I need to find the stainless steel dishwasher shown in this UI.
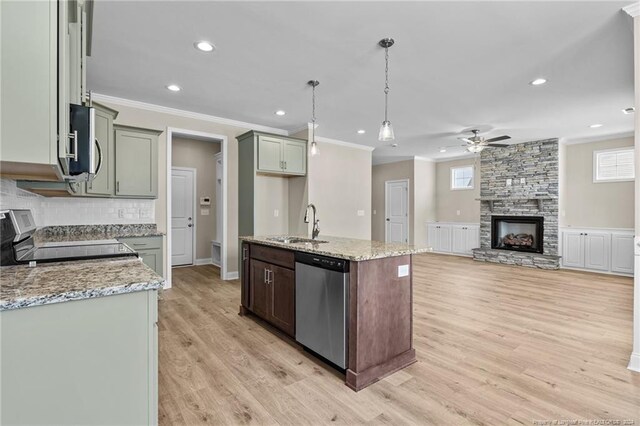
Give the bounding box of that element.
[295,251,349,369]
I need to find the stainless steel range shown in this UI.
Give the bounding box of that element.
[0,210,138,266]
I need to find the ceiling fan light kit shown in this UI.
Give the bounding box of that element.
[460,129,511,153]
[308,80,320,156]
[378,38,396,142]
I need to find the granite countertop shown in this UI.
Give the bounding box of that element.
[241,235,429,261]
[34,224,165,244]
[0,258,164,311]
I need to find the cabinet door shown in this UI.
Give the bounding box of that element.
[257,136,283,173]
[562,232,585,268]
[427,225,438,249]
[451,226,466,254]
[250,259,269,320]
[268,264,295,336]
[115,128,158,198]
[583,232,610,271]
[138,249,162,276]
[241,243,251,309]
[282,140,306,175]
[437,226,452,253]
[466,226,480,254]
[611,233,634,274]
[86,107,115,195]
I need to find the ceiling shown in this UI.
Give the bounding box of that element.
[87,1,635,163]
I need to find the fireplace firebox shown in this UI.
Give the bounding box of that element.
[491,215,544,254]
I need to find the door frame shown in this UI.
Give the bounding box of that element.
[170,166,197,267]
[384,178,410,243]
[166,127,229,288]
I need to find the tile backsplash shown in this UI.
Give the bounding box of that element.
[0,178,155,226]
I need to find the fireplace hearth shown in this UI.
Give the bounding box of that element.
[491,215,544,254]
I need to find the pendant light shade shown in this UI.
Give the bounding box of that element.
[379,121,394,141]
[308,80,320,156]
[378,38,395,142]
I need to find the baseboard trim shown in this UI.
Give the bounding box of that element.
[629,352,640,372]
[560,266,633,278]
[225,271,239,280]
[195,258,212,266]
[426,250,472,258]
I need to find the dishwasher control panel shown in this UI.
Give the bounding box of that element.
[294,252,349,273]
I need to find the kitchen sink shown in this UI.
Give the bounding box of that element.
[267,236,329,244]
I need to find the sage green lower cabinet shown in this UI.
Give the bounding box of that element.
[0,290,158,425]
[119,235,164,276]
[115,125,162,198]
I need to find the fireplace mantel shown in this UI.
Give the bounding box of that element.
[476,196,558,212]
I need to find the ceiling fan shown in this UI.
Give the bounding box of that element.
[458,129,511,153]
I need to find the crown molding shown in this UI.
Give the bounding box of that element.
[314,136,375,152]
[433,153,479,163]
[91,93,288,136]
[623,3,640,17]
[372,156,417,166]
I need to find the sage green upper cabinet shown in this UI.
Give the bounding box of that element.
[0,0,60,181]
[282,140,306,175]
[252,133,307,176]
[258,136,286,173]
[86,103,118,196]
[0,0,92,182]
[115,125,162,198]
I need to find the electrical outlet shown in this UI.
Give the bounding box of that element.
[373,210,377,215]
[456,210,461,216]
[118,209,125,219]
[520,177,526,184]
[506,178,512,186]
[273,209,279,217]
[398,264,409,277]
[201,209,209,216]
[357,210,365,216]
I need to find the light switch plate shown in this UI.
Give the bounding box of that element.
[274,209,279,217]
[201,209,210,216]
[398,264,409,277]
[520,178,526,184]
[456,210,461,216]
[506,178,512,186]
[357,210,365,216]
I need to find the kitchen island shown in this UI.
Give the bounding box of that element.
[0,257,163,425]
[239,235,428,391]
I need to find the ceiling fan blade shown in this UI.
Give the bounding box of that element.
[486,135,511,143]
[484,144,510,148]
[458,137,473,143]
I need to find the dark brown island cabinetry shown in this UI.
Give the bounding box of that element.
[240,239,418,392]
[240,243,295,337]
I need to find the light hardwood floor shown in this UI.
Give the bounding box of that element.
[159,254,640,425]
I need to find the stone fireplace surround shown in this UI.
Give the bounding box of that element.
[472,139,561,269]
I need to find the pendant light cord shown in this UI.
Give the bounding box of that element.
[384,46,389,122]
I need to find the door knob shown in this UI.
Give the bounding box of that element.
[386,218,390,221]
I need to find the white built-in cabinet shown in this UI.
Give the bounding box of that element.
[427,222,480,256]
[561,228,633,275]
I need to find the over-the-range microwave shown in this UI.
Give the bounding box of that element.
[63,103,101,182]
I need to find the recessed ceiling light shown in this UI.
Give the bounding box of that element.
[622,107,635,114]
[274,110,286,116]
[530,78,547,86]
[357,129,366,134]
[166,84,181,92]
[439,148,447,153]
[194,41,215,52]
[391,143,398,148]
[589,123,603,128]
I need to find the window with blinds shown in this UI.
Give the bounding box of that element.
[451,165,474,190]
[593,148,635,182]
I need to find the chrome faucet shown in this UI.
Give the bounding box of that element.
[304,203,320,240]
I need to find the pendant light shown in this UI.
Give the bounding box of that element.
[378,38,395,141]
[308,80,320,156]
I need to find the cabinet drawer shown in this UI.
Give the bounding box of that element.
[119,236,163,250]
[250,244,294,269]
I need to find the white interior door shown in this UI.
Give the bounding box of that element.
[385,180,409,243]
[171,168,195,266]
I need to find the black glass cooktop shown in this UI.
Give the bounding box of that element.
[18,243,137,263]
